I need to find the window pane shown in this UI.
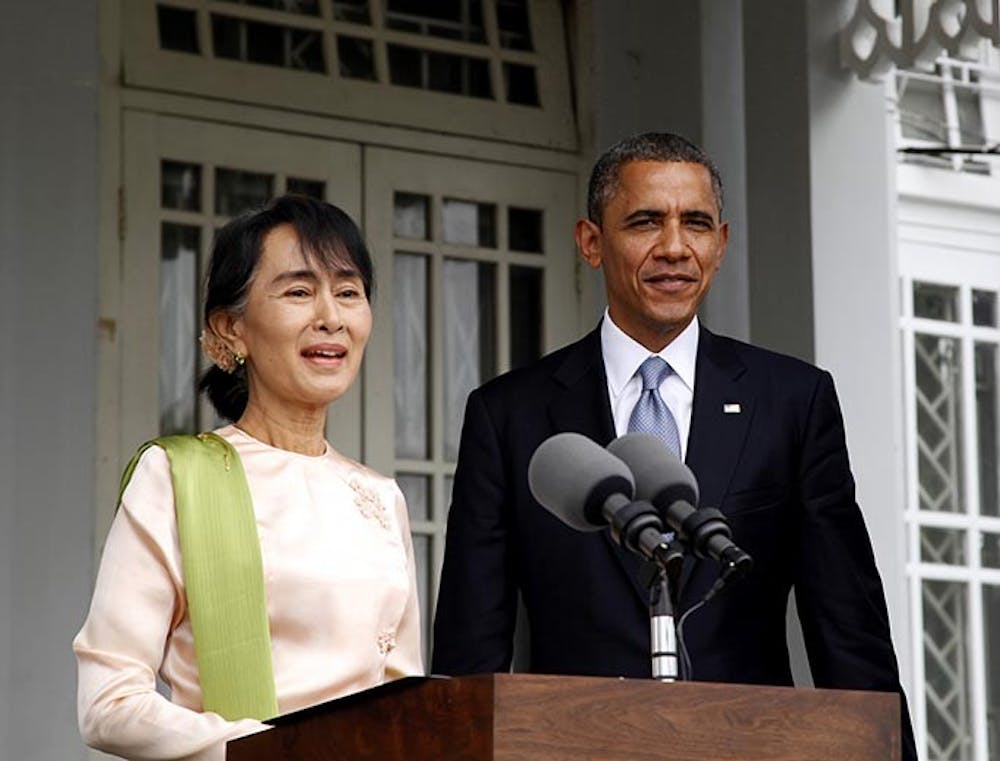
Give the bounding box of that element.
[393,192,430,240]
[215,167,274,216]
[394,253,429,459]
[385,0,485,44]
[387,44,493,99]
[915,334,965,513]
[442,198,495,247]
[332,0,370,24]
[976,342,998,517]
[983,533,1000,569]
[922,579,973,761]
[508,206,542,253]
[914,281,960,322]
[285,177,325,199]
[411,533,432,663]
[337,35,376,79]
[443,259,495,460]
[158,5,200,53]
[898,78,948,143]
[920,526,966,564]
[496,0,532,50]
[211,14,326,72]
[973,289,997,327]
[160,223,201,435]
[509,265,542,371]
[983,585,1000,760]
[216,0,320,14]
[161,160,202,211]
[503,62,539,106]
[396,473,429,522]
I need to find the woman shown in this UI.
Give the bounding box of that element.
[74,195,422,761]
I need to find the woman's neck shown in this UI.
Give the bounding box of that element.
[235,402,326,456]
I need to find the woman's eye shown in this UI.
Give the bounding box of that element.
[285,287,311,298]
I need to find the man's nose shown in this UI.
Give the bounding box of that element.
[655,220,689,259]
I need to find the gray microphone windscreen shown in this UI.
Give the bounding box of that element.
[607,433,699,505]
[528,432,634,532]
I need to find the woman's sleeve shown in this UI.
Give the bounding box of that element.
[73,446,268,761]
[384,482,424,679]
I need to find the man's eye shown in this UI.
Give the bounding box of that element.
[285,288,311,298]
[630,218,657,228]
[337,288,361,299]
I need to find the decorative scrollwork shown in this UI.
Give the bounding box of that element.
[842,0,1000,80]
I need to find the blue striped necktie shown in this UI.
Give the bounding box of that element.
[628,356,682,459]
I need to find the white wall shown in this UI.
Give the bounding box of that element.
[805,0,912,693]
[0,3,100,758]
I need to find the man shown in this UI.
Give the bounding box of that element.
[432,133,915,760]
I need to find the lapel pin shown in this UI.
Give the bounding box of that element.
[723,403,742,414]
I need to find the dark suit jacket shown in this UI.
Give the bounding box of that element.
[432,324,915,760]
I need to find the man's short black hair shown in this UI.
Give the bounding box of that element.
[587,132,724,223]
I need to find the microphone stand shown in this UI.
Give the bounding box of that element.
[642,539,685,682]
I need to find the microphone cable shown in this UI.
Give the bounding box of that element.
[675,572,733,681]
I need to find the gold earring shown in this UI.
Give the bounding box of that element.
[234,352,246,367]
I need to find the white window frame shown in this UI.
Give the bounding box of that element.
[121,0,576,149]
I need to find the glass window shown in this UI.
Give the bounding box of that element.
[922,579,973,761]
[976,343,998,517]
[508,206,542,253]
[159,223,201,435]
[157,5,200,53]
[503,62,539,106]
[394,253,430,459]
[509,265,542,371]
[396,473,430,522]
[914,281,960,322]
[984,585,1000,759]
[215,167,274,216]
[496,0,532,50]
[285,177,325,199]
[973,289,997,327]
[387,44,493,99]
[443,259,495,460]
[920,526,966,564]
[385,0,486,44]
[442,198,496,247]
[216,0,321,15]
[337,35,376,80]
[332,0,370,24]
[393,192,430,240]
[915,334,965,513]
[211,14,326,73]
[161,160,202,211]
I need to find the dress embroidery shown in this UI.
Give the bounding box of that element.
[349,475,389,529]
[376,631,396,655]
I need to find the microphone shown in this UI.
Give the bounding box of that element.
[607,433,753,581]
[528,433,680,571]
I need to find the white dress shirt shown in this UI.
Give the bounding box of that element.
[600,311,700,461]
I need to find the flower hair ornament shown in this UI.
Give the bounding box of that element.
[199,330,245,373]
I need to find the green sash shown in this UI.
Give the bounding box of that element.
[119,433,278,721]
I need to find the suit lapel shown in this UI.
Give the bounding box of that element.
[679,328,755,598]
[547,326,649,605]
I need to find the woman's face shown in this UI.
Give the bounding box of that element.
[228,223,372,417]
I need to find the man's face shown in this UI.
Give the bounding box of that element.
[576,160,729,352]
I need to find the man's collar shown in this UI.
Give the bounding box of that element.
[601,311,700,396]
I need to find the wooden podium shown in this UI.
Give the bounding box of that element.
[227,674,900,761]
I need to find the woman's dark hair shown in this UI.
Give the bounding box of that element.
[199,194,375,422]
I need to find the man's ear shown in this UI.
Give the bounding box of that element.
[715,220,730,271]
[207,310,246,357]
[574,218,603,270]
